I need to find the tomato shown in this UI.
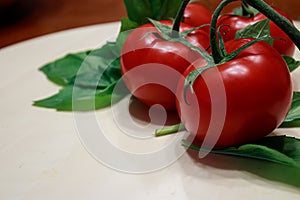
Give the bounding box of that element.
[184,3,212,33]
[176,38,292,148]
[217,7,295,56]
[121,20,209,110]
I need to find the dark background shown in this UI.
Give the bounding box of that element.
[1,0,300,48]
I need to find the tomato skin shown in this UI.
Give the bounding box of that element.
[184,3,212,33]
[121,20,209,110]
[217,8,295,56]
[176,39,292,148]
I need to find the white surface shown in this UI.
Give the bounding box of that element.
[1,22,300,200]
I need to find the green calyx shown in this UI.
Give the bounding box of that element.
[233,0,259,17]
[148,19,212,61]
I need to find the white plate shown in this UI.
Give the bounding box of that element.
[1,22,300,200]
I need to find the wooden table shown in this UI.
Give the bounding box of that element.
[1,0,299,48]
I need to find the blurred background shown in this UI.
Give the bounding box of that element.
[1,0,300,48]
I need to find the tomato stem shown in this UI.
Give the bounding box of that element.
[244,0,300,51]
[242,0,255,17]
[210,0,238,64]
[172,0,190,38]
[155,123,185,137]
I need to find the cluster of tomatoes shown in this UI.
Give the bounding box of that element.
[120,2,294,148]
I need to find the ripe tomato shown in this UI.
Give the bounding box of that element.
[121,20,209,110]
[217,7,295,56]
[184,3,212,33]
[176,38,292,148]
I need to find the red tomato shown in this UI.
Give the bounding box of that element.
[121,20,209,110]
[176,38,292,148]
[184,3,212,33]
[217,7,295,56]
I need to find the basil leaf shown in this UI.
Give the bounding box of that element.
[282,55,300,72]
[39,51,91,86]
[281,92,300,127]
[120,17,139,32]
[39,42,120,88]
[182,136,300,168]
[123,0,182,25]
[74,58,121,89]
[255,136,300,163]
[235,19,273,45]
[35,40,126,111]
[33,84,127,111]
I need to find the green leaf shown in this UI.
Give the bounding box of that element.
[73,57,121,89]
[35,40,126,111]
[39,51,91,86]
[182,136,300,168]
[120,18,139,32]
[33,84,128,111]
[282,55,300,72]
[123,0,182,25]
[281,92,300,127]
[40,43,120,87]
[235,19,273,45]
[255,136,300,163]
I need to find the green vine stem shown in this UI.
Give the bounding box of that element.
[242,0,255,17]
[155,123,185,137]
[172,0,191,38]
[210,0,237,64]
